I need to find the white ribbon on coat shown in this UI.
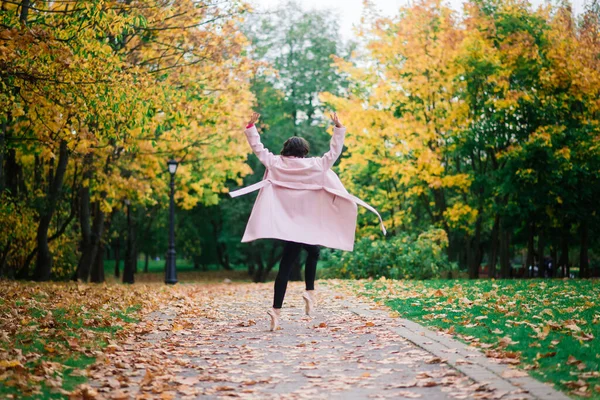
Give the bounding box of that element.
[229,179,387,236]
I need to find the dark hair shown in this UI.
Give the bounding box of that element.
[280,136,310,158]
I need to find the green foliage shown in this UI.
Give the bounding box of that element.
[321,229,457,280]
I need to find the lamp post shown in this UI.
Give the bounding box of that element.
[165,159,178,284]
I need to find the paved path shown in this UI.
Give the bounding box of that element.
[81,282,565,399]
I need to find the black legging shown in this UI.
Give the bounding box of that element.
[273,241,320,309]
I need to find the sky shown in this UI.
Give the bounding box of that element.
[249,0,588,41]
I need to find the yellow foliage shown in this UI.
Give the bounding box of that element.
[0,0,260,277]
[443,203,478,234]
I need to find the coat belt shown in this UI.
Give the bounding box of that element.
[229,179,387,235]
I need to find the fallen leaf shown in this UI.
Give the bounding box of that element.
[140,370,153,386]
[564,323,581,332]
[386,380,417,389]
[567,355,581,365]
[536,351,556,360]
[501,369,529,378]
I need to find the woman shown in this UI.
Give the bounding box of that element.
[230,112,385,331]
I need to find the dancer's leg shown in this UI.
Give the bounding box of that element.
[303,244,320,291]
[302,244,320,315]
[273,241,302,309]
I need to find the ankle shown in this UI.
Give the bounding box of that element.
[271,308,281,316]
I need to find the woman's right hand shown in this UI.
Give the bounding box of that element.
[248,112,260,126]
[329,112,342,128]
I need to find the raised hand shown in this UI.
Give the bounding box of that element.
[329,112,342,128]
[248,112,260,126]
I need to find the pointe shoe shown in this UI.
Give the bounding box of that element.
[303,292,315,316]
[267,309,280,331]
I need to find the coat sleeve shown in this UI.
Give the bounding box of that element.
[321,126,346,170]
[244,125,275,168]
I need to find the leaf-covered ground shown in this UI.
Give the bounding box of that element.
[0,281,172,398]
[343,278,600,399]
[73,281,522,399]
[2,278,582,399]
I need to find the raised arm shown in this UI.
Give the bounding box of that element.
[244,112,275,168]
[321,112,346,169]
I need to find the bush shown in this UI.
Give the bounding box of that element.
[320,228,457,280]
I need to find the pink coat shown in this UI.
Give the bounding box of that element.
[229,125,386,251]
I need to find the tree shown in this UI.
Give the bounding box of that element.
[0,0,256,281]
[323,0,600,278]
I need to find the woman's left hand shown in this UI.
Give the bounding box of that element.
[248,112,260,126]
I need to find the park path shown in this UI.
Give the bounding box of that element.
[78,282,539,399]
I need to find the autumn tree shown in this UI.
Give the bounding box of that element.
[324,0,600,278]
[0,0,256,281]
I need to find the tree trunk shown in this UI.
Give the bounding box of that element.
[468,208,483,279]
[76,155,94,281]
[467,236,477,279]
[211,218,231,270]
[19,0,30,23]
[5,146,23,197]
[122,204,135,284]
[0,118,6,193]
[33,140,68,281]
[89,203,106,283]
[489,215,499,279]
[247,260,255,277]
[446,232,459,264]
[144,253,149,273]
[114,239,121,278]
[133,237,138,273]
[526,220,535,277]
[537,226,545,277]
[216,242,232,270]
[2,77,19,196]
[90,239,105,283]
[558,224,570,278]
[252,253,265,283]
[34,154,43,191]
[550,246,557,278]
[579,220,589,278]
[499,220,511,279]
[0,244,9,278]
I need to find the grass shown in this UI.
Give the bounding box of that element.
[0,282,155,399]
[103,258,219,275]
[102,258,260,275]
[103,257,329,283]
[346,278,600,399]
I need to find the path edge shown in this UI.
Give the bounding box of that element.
[340,297,571,400]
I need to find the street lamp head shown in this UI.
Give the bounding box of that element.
[167,159,178,175]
